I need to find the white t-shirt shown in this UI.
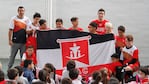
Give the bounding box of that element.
[72,79,82,84]
[9,15,31,30]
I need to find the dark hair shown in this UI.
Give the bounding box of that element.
[7,68,18,80]
[69,68,79,80]
[27,45,34,49]
[100,68,108,84]
[18,6,24,11]
[38,69,50,83]
[23,60,32,68]
[126,34,134,41]
[66,60,76,71]
[111,53,119,59]
[0,70,5,81]
[61,78,72,84]
[56,18,63,24]
[108,77,119,84]
[89,22,98,29]
[118,25,125,32]
[39,19,46,26]
[44,63,56,80]
[70,17,78,22]
[91,71,102,84]
[32,81,46,84]
[98,8,105,13]
[139,66,149,75]
[33,12,41,19]
[14,66,23,76]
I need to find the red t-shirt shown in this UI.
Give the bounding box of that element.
[115,35,126,48]
[107,61,122,74]
[141,78,149,83]
[68,27,83,32]
[92,19,108,35]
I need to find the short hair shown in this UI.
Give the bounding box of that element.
[111,53,119,59]
[126,34,134,41]
[66,60,76,71]
[108,77,119,84]
[89,22,98,29]
[45,63,55,72]
[69,68,79,80]
[14,66,23,76]
[0,70,5,81]
[38,69,49,82]
[61,78,72,84]
[139,66,149,75]
[27,45,34,49]
[56,18,63,24]
[33,12,41,19]
[118,25,125,32]
[7,68,18,80]
[70,17,78,22]
[98,8,105,13]
[18,6,24,11]
[23,60,33,68]
[39,19,46,26]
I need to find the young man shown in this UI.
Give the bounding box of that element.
[115,25,126,58]
[69,69,82,84]
[8,6,31,69]
[88,22,98,34]
[7,68,19,84]
[14,66,29,84]
[91,8,109,35]
[23,60,35,84]
[55,18,65,29]
[39,19,50,31]
[26,13,41,50]
[68,17,83,32]
[122,35,140,78]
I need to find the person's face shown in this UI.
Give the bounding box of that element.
[56,22,63,28]
[72,20,78,27]
[106,27,112,34]
[138,71,146,79]
[88,25,96,33]
[27,48,34,56]
[125,39,133,47]
[18,8,25,17]
[118,30,124,37]
[98,11,105,20]
[111,58,119,63]
[33,17,40,24]
[41,22,47,29]
[29,62,34,70]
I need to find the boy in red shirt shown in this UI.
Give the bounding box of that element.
[91,8,109,35]
[88,22,98,34]
[68,17,83,32]
[21,45,37,66]
[115,25,126,59]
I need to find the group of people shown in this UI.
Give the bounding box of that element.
[0,5,147,84]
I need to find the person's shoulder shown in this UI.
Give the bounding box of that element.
[10,16,17,20]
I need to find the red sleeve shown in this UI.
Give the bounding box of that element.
[129,61,140,71]
[133,49,139,59]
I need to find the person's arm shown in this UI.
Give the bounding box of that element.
[8,29,13,46]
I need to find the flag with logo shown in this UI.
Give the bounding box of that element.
[36,30,115,75]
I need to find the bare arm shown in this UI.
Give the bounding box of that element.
[8,29,13,46]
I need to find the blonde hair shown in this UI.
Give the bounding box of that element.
[105,22,113,29]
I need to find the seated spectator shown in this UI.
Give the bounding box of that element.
[88,71,102,84]
[14,66,29,84]
[44,63,58,84]
[23,60,35,84]
[39,19,50,31]
[105,22,114,34]
[88,22,98,34]
[108,77,119,84]
[61,78,72,84]
[0,70,6,84]
[138,66,149,83]
[68,17,83,32]
[69,69,82,84]
[55,18,65,30]
[6,68,19,84]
